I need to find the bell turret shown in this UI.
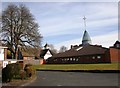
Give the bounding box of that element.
[82,30,92,45]
[82,16,92,45]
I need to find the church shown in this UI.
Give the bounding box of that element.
[47,30,111,64]
[46,17,120,64]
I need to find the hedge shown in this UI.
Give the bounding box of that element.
[2,63,21,82]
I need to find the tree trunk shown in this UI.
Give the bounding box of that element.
[14,46,18,60]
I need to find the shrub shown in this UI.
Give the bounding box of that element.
[2,63,21,82]
[12,63,21,77]
[20,70,26,80]
[24,64,35,78]
[2,64,13,82]
[2,67,9,82]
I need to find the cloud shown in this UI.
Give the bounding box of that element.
[1,0,119,2]
[37,2,118,49]
[37,2,118,37]
[5,2,116,38]
[54,31,118,50]
[88,18,117,29]
[92,31,118,47]
[2,2,118,49]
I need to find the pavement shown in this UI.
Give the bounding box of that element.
[23,71,119,86]
[2,76,36,88]
[1,71,119,88]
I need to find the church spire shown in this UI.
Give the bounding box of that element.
[82,16,92,45]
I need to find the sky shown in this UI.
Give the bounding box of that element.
[1,1,119,50]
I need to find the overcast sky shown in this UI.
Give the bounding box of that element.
[2,1,118,50]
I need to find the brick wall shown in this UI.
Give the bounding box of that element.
[110,48,120,62]
[24,59,40,66]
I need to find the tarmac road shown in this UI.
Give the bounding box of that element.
[23,71,119,86]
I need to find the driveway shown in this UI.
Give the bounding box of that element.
[24,71,119,86]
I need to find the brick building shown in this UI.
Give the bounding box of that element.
[109,41,120,62]
[47,30,111,64]
[47,29,119,64]
[47,44,110,64]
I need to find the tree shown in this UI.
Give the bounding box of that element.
[59,46,67,53]
[0,13,2,45]
[1,4,42,59]
[49,44,57,54]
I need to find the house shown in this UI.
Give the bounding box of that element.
[0,45,42,69]
[0,46,18,68]
[109,41,120,62]
[20,47,41,67]
[22,51,35,60]
[20,47,40,60]
[40,43,53,64]
[0,46,8,68]
[6,47,41,69]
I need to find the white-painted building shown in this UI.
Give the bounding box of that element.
[0,46,7,61]
[0,46,8,68]
[44,50,52,60]
[40,43,53,64]
[0,46,18,68]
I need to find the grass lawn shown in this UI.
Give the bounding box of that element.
[32,63,120,71]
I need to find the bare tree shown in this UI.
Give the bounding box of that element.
[59,46,67,53]
[49,44,57,54]
[1,4,42,59]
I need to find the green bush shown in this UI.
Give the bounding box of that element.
[20,70,27,80]
[13,63,21,77]
[2,67,9,82]
[2,63,21,83]
[24,64,35,78]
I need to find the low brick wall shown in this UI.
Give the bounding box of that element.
[24,59,40,66]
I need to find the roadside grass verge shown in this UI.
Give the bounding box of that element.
[32,63,120,71]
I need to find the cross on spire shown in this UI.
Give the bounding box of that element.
[83,16,86,30]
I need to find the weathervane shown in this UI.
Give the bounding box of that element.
[83,16,86,31]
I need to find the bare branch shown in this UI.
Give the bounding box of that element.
[1,4,42,59]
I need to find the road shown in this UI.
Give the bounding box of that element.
[23,71,119,86]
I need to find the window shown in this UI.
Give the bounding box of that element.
[54,59,57,61]
[116,44,120,48]
[76,59,79,61]
[97,56,101,59]
[73,58,76,61]
[92,56,95,59]
[70,58,72,61]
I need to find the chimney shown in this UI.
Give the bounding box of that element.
[71,45,73,49]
